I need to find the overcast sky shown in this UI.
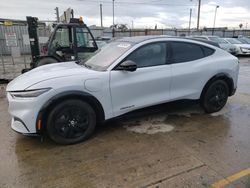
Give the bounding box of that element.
[0,0,249,29]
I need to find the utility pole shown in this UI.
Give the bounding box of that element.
[188,8,192,34]
[212,5,219,35]
[197,0,201,30]
[132,20,134,29]
[112,0,115,37]
[100,4,103,28]
[55,7,60,22]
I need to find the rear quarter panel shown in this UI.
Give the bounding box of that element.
[170,48,239,101]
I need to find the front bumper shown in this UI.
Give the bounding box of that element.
[11,117,30,134]
[226,48,237,55]
[7,89,56,134]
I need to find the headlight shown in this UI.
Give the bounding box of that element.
[240,47,250,53]
[9,88,51,99]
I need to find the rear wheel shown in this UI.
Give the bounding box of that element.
[201,80,229,113]
[47,99,96,144]
[36,57,58,67]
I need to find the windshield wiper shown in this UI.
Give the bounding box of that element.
[75,60,82,65]
[75,60,92,69]
[83,63,93,69]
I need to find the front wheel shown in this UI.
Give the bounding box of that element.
[47,99,96,144]
[201,80,229,113]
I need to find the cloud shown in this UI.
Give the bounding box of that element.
[0,0,249,29]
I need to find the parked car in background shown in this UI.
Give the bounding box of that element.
[224,38,250,55]
[6,36,239,144]
[191,35,237,55]
[236,36,250,44]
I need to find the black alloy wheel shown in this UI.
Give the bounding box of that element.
[47,99,96,144]
[201,80,229,113]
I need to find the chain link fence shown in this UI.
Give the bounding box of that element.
[1,26,250,81]
[0,24,50,80]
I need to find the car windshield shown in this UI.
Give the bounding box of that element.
[208,37,228,44]
[238,37,250,44]
[83,41,133,71]
[226,38,243,44]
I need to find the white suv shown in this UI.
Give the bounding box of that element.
[7,36,239,144]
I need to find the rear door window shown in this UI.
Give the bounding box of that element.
[170,41,214,64]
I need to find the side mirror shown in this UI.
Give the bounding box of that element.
[116,60,137,72]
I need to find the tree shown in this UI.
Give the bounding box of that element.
[110,24,128,31]
[239,23,243,29]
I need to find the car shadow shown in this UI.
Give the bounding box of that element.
[94,99,203,135]
[14,99,203,147]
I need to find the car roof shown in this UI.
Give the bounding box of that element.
[116,35,174,44]
[194,35,219,37]
[189,38,220,47]
[115,35,218,48]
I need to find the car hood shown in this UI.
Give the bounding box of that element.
[233,44,250,48]
[7,62,96,91]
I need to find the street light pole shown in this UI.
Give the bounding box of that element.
[197,0,201,30]
[100,4,103,28]
[188,8,192,34]
[212,5,219,35]
[112,0,115,37]
[55,7,60,23]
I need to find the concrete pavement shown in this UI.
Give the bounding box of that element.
[0,58,250,188]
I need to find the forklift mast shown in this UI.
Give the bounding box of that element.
[22,16,98,73]
[26,16,40,63]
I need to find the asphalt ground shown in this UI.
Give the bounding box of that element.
[0,57,250,188]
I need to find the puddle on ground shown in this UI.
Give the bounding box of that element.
[123,103,234,135]
[123,115,175,134]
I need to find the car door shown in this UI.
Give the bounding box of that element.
[73,26,98,62]
[110,42,172,117]
[48,26,75,61]
[169,41,215,100]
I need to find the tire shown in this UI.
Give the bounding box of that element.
[47,99,96,144]
[201,80,229,113]
[36,57,58,67]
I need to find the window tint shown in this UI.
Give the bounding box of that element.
[171,42,213,63]
[125,42,167,68]
[202,46,214,56]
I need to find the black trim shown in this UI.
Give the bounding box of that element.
[36,90,105,133]
[40,91,95,111]
[11,126,40,137]
[214,73,235,96]
[231,87,237,96]
[13,117,30,132]
[201,73,235,98]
